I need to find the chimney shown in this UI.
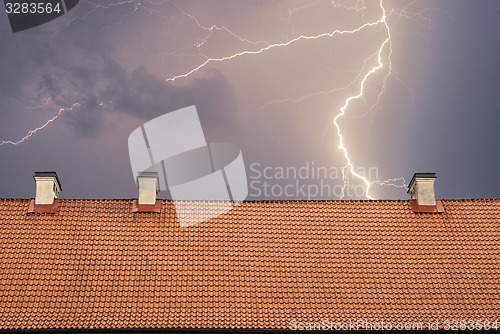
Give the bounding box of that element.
[137,172,159,205]
[33,172,62,205]
[407,173,436,206]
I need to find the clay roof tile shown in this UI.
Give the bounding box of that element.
[0,198,499,329]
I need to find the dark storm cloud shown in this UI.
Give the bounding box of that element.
[0,25,239,138]
[33,53,240,137]
[115,67,240,142]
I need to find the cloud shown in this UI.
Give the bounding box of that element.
[1,33,240,138]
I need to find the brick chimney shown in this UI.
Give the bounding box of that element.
[408,173,437,206]
[33,172,62,205]
[137,172,159,205]
[408,173,444,213]
[132,172,161,213]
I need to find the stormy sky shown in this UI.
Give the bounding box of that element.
[0,0,499,200]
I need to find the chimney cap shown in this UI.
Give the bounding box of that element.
[33,171,62,191]
[137,171,160,178]
[407,172,436,194]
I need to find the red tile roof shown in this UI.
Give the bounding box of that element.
[0,198,499,330]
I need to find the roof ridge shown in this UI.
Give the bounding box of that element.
[1,197,500,202]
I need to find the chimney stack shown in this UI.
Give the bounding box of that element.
[33,172,62,205]
[137,172,159,205]
[407,173,436,206]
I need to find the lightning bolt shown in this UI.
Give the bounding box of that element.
[3,0,431,199]
[50,0,139,38]
[164,18,385,82]
[333,0,391,199]
[331,0,436,198]
[162,0,411,199]
[0,103,81,146]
